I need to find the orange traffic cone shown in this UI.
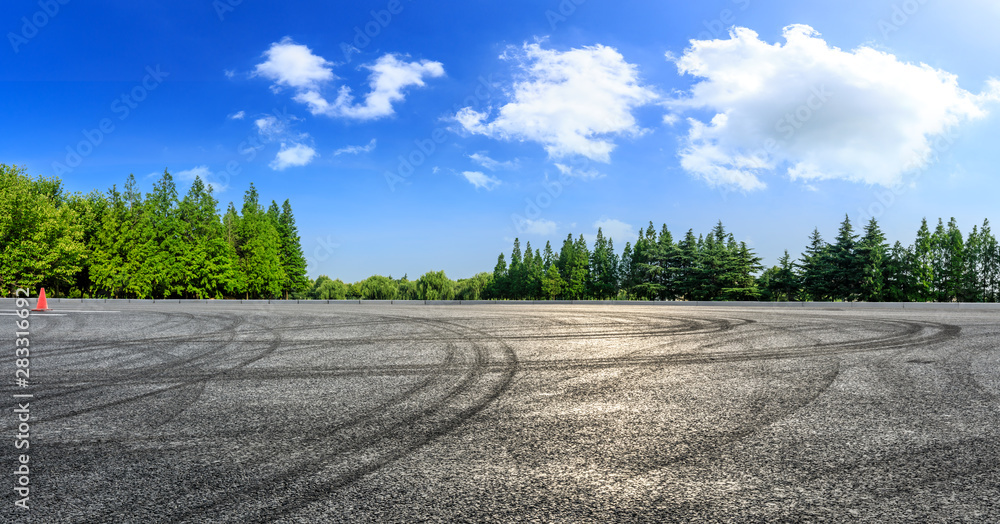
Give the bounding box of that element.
[32,288,50,311]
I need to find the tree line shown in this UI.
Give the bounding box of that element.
[302,214,1000,303]
[6,163,999,303]
[1,164,308,299]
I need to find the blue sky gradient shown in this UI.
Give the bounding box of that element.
[3,0,999,282]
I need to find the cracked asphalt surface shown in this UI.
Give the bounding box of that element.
[3,302,1000,522]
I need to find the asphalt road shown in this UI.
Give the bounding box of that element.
[2,303,999,522]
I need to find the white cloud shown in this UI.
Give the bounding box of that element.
[269,143,317,170]
[333,138,376,156]
[669,24,1000,190]
[315,54,445,120]
[253,39,444,121]
[554,163,603,179]
[454,42,658,163]
[514,218,558,236]
[254,37,335,90]
[593,218,635,244]
[469,152,517,171]
[174,165,229,193]
[461,170,501,190]
[229,110,245,120]
[254,115,288,140]
[224,69,236,79]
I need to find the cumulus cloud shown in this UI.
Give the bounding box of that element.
[333,138,377,156]
[311,54,445,120]
[254,37,335,90]
[270,143,317,170]
[461,170,501,190]
[469,152,517,171]
[228,110,245,120]
[454,42,658,163]
[669,24,1000,190]
[253,38,444,121]
[514,218,557,236]
[593,218,635,244]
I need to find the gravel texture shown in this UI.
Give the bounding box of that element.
[2,302,999,522]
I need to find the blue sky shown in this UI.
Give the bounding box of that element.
[3,0,1000,282]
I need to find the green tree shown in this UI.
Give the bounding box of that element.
[826,215,861,301]
[942,217,965,302]
[884,241,915,302]
[857,217,889,302]
[177,176,238,298]
[719,240,762,300]
[912,218,935,301]
[762,250,799,301]
[310,275,348,300]
[455,272,493,300]
[276,199,308,299]
[416,270,456,300]
[487,252,508,299]
[0,164,85,295]
[557,234,589,299]
[234,183,285,298]
[355,275,397,299]
[798,228,830,301]
[588,228,619,299]
[541,263,565,300]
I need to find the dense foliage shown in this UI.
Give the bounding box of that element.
[302,214,1000,303]
[1,164,308,299]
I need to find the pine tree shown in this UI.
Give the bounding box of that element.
[827,214,861,301]
[542,241,556,270]
[557,234,588,299]
[619,241,633,297]
[277,199,308,299]
[589,228,618,299]
[720,241,763,300]
[489,252,508,299]
[525,247,544,300]
[962,224,984,302]
[142,169,187,298]
[90,185,129,298]
[798,227,830,301]
[884,241,915,302]
[235,183,285,298]
[912,218,934,301]
[980,220,999,302]
[943,217,964,302]
[857,217,889,302]
[122,174,157,298]
[509,238,523,299]
[929,218,950,300]
[675,229,700,300]
[541,263,565,300]
[765,250,799,301]
[178,177,238,298]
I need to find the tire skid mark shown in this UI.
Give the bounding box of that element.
[23,312,247,410]
[639,359,843,478]
[30,313,264,427]
[47,322,465,449]
[162,314,517,522]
